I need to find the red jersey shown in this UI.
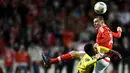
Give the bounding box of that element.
[96,25,121,49]
[4,49,15,67]
[15,51,30,63]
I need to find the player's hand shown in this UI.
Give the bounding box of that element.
[97,54,107,61]
[117,26,122,32]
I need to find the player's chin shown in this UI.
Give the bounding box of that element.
[94,26,99,29]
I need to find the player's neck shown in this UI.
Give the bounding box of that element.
[101,23,106,27]
[97,23,106,30]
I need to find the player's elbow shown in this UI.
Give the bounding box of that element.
[118,34,121,38]
[115,34,121,38]
[116,32,122,38]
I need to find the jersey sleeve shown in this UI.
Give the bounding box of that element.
[97,46,110,53]
[84,59,97,68]
[112,31,121,38]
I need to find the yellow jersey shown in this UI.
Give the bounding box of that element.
[77,54,97,73]
[77,46,110,73]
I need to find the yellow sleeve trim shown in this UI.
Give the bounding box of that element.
[97,46,110,53]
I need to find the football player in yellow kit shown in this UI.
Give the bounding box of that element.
[42,43,121,73]
[42,43,116,73]
[77,43,108,73]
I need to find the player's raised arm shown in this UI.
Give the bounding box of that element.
[107,49,122,60]
[95,45,122,61]
[95,45,122,59]
[112,26,122,38]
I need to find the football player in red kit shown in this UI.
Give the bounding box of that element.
[94,16,122,49]
[42,16,122,73]
[93,16,122,73]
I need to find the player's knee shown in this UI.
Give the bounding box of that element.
[69,51,79,58]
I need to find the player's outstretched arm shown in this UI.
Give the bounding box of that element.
[106,49,122,60]
[112,26,122,38]
[84,54,107,67]
[96,46,122,60]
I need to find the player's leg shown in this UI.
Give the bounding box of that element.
[49,52,73,64]
[42,51,85,66]
[93,57,110,73]
[42,52,72,67]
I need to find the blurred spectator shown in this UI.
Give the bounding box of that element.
[76,41,86,51]
[54,50,63,73]
[28,41,43,73]
[122,36,130,53]
[9,24,20,48]
[17,0,28,28]
[63,31,75,47]
[121,36,130,73]
[64,42,75,73]
[118,4,130,25]
[4,46,15,73]
[28,3,38,17]
[43,48,51,73]
[108,2,119,24]
[51,20,61,39]
[15,41,30,73]
[0,31,6,56]
[52,41,64,73]
[0,30,6,73]
[59,7,67,19]
[43,30,55,47]
[79,23,96,43]
[118,4,130,35]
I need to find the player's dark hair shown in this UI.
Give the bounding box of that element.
[95,16,104,21]
[84,43,96,56]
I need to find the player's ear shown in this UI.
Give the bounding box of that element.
[101,20,104,23]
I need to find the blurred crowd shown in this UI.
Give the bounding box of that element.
[0,0,130,73]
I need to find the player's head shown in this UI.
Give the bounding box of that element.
[93,16,104,29]
[84,43,97,56]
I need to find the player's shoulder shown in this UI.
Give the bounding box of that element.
[99,25,111,32]
[83,54,91,59]
[103,24,111,30]
[81,54,91,62]
[98,27,104,32]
